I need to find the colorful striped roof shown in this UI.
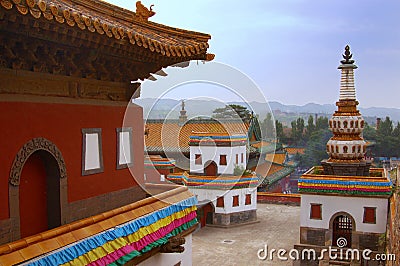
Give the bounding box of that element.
[0,187,197,265]
[189,133,247,146]
[144,157,176,169]
[167,172,258,190]
[298,167,393,197]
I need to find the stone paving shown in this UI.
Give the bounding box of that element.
[192,203,300,266]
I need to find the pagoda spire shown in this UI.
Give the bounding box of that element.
[322,45,371,176]
[179,99,188,125]
[338,45,358,101]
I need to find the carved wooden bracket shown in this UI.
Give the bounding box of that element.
[9,138,67,186]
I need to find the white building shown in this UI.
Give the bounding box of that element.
[168,132,258,227]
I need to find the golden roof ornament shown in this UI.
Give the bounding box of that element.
[135,1,155,22]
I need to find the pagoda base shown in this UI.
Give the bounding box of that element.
[321,160,371,176]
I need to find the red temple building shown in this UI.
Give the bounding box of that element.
[0,0,212,264]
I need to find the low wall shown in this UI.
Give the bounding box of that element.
[257,192,301,206]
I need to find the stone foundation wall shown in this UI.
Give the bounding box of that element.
[66,185,146,224]
[0,219,14,245]
[321,160,371,176]
[300,226,381,251]
[214,210,257,227]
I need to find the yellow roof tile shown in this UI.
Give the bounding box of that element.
[145,121,248,149]
[286,147,305,155]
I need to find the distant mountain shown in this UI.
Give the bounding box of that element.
[134,98,400,123]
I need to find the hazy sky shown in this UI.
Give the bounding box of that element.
[107,0,400,108]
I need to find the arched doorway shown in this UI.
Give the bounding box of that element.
[197,202,215,227]
[204,160,217,176]
[19,151,61,237]
[331,213,354,248]
[9,138,67,240]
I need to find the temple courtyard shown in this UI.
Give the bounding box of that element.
[193,203,300,265]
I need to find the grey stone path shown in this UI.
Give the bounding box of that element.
[192,204,300,266]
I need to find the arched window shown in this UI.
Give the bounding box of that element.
[343,146,348,153]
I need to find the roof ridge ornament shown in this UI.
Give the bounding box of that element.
[135,1,155,22]
[341,45,355,64]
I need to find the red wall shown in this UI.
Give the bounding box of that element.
[257,192,301,205]
[144,167,172,185]
[0,101,144,220]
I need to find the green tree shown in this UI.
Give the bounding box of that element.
[290,117,305,145]
[301,129,332,167]
[262,113,275,139]
[363,122,377,141]
[315,116,329,131]
[377,117,393,137]
[392,122,400,138]
[374,117,400,157]
[212,104,251,122]
[275,120,284,142]
[306,115,315,139]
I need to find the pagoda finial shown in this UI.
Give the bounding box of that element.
[341,45,355,64]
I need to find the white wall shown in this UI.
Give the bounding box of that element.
[190,145,246,175]
[300,194,388,233]
[190,187,257,214]
[138,234,193,266]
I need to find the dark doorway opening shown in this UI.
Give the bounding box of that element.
[332,214,353,248]
[204,160,217,176]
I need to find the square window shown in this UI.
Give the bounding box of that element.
[216,197,224,207]
[363,207,376,224]
[310,204,322,219]
[195,154,202,165]
[82,128,104,175]
[245,194,252,205]
[220,155,227,165]
[117,128,133,169]
[160,175,165,182]
[232,195,239,207]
